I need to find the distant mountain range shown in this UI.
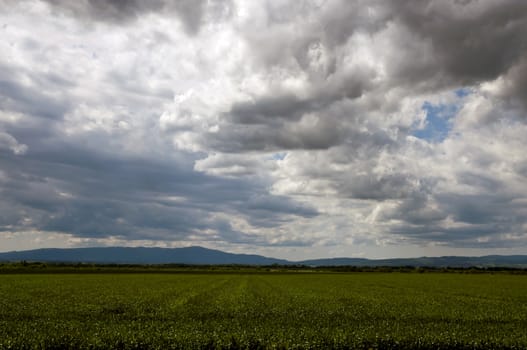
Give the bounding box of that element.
[300,255,527,268]
[0,247,289,265]
[1,246,527,267]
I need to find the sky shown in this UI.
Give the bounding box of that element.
[1,0,527,260]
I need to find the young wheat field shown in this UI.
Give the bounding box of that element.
[1,272,526,349]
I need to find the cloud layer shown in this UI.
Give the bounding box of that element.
[1,0,527,258]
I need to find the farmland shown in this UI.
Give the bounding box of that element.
[0,272,526,349]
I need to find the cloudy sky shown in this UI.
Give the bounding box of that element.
[1,0,527,259]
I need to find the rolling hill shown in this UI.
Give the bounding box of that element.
[1,246,527,267]
[0,246,289,265]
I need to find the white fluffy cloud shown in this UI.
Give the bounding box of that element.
[1,0,527,259]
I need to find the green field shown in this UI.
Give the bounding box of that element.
[1,272,526,349]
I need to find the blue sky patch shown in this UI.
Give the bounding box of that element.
[271,152,287,160]
[412,91,468,143]
[412,102,453,142]
[455,87,472,98]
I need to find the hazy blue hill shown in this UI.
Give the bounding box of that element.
[1,247,527,267]
[0,246,289,265]
[299,255,527,268]
[299,258,371,266]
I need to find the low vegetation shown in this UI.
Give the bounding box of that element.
[1,272,526,349]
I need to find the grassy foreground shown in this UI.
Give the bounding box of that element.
[1,272,526,349]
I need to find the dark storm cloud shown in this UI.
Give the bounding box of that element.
[251,0,527,114]
[42,0,232,35]
[228,68,372,125]
[437,193,516,226]
[499,58,527,111]
[337,174,418,201]
[244,1,389,68]
[214,72,376,153]
[379,196,444,229]
[381,187,527,248]
[228,94,310,125]
[222,0,527,153]
[0,67,71,120]
[245,195,318,218]
[206,118,345,153]
[40,198,224,240]
[456,172,503,193]
[172,0,205,35]
[389,222,512,248]
[387,0,527,96]
[0,134,317,243]
[206,1,386,153]
[44,0,156,23]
